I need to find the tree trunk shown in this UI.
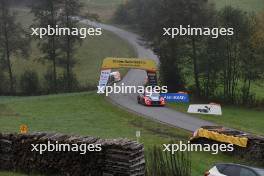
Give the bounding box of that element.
[51,3,57,93]
[247,78,251,99]
[66,12,71,91]
[52,49,57,93]
[66,37,71,91]
[224,39,231,102]
[206,57,210,98]
[3,17,14,93]
[191,37,200,96]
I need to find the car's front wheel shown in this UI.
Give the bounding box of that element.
[137,97,141,104]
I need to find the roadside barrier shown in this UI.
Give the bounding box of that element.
[190,126,264,163]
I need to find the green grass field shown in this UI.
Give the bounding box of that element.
[169,103,264,135]
[0,172,29,176]
[80,0,124,22]
[0,92,256,176]
[211,0,264,12]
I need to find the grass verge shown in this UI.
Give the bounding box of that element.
[169,103,264,135]
[0,92,258,176]
[80,0,124,22]
[211,0,264,12]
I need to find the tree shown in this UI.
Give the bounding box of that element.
[240,12,264,104]
[216,7,256,103]
[185,1,216,96]
[252,12,264,64]
[20,70,40,95]
[115,0,263,105]
[132,0,189,91]
[58,0,82,91]
[0,0,29,93]
[195,29,221,99]
[31,0,61,93]
[114,0,219,92]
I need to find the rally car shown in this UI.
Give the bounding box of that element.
[137,92,166,106]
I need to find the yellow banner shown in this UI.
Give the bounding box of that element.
[101,57,157,71]
[192,128,248,148]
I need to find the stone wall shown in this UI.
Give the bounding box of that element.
[0,132,145,176]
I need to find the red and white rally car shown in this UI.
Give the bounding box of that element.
[137,92,165,106]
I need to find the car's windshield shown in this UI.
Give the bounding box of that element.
[147,93,160,97]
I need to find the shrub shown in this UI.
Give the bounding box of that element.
[57,71,79,92]
[20,70,40,95]
[44,69,56,93]
[44,70,80,93]
[0,71,6,94]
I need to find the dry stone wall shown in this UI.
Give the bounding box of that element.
[0,132,145,176]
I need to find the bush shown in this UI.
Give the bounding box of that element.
[0,71,6,95]
[57,71,79,92]
[44,69,55,93]
[44,69,80,93]
[20,70,40,95]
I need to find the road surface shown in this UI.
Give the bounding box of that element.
[80,19,216,132]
